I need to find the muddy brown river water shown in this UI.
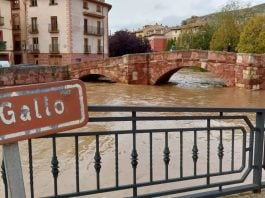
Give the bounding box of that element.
[2,68,265,197]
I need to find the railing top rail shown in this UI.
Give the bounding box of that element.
[88,105,265,113]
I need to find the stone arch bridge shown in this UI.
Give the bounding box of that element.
[0,50,265,89]
[70,50,265,89]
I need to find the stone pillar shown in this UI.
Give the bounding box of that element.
[236,53,262,90]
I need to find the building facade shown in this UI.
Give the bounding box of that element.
[0,0,13,62]
[134,22,205,52]
[0,0,111,65]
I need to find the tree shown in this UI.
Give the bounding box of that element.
[210,17,240,51]
[109,30,151,57]
[211,0,253,32]
[166,39,176,51]
[175,29,193,49]
[237,16,265,53]
[190,24,215,50]
[175,24,214,50]
[208,0,253,52]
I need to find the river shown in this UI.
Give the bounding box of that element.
[86,68,265,108]
[2,68,265,197]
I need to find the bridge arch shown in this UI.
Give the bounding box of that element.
[79,73,115,83]
[150,60,235,87]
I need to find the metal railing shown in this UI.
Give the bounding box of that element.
[13,25,20,30]
[84,45,91,53]
[29,44,39,53]
[48,24,59,33]
[97,45,103,54]
[49,44,60,53]
[84,26,104,36]
[29,25,39,34]
[2,106,265,197]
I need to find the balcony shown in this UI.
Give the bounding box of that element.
[0,17,4,26]
[0,41,6,51]
[29,44,40,53]
[97,45,103,54]
[84,26,104,36]
[48,24,59,33]
[14,41,21,51]
[84,45,91,53]
[11,3,20,10]
[13,25,20,30]
[49,44,60,54]
[29,25,39,34]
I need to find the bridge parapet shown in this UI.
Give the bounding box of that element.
[0,65,69,86]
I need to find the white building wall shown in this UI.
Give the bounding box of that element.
[71,0,109,54]
[71,0,84,53]
[26,0,70,53]
[0,1,13,51]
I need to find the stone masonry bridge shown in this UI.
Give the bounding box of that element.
[70,50,265,89]
[1,50,265,89]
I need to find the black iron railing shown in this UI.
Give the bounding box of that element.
[84,26,104,36]
[2,106,265,197]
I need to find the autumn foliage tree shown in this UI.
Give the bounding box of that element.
[109,30,151,57]
[210,17,240,51]
[237,16,265,53]
[209,0,253,52]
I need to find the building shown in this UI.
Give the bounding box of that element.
[0,0,14,62]
[134,24,169,52]
[133,21,205,52]
[0,0,112,65]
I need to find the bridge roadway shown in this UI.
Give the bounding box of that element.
[0,50,265,89]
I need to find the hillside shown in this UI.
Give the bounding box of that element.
[183,3,265,25]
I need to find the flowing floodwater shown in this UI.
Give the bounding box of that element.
[2,68,265,197]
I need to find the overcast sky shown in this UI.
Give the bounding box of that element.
[107,0,265,32]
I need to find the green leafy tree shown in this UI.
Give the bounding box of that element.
[175,29,193,49]
[190,24,215,50]
[210,17,240,51]
[166,39,176,51]
[237,16,265,53]
[208,0,254,52]
[175,24,214,50]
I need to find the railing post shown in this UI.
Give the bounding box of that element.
[131,111,138,197]
[253,112,265,193]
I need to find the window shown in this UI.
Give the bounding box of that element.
[84,19,88,33]
[96,5,101,12]
[50,37,59,53]
[30,0,37,7]
[12,15,20,30]
[52,37,58,46]
[83,1,88,9]
[31,17,38,33]
[13,34,21,51]
[97,21,101,34]
[32,37,39,51]
[0,31,3,41]
[84,38,90,53]
[50,16,58,32]
[49,0,58,6]
[33,37,38,45]
[97,39,102,53]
